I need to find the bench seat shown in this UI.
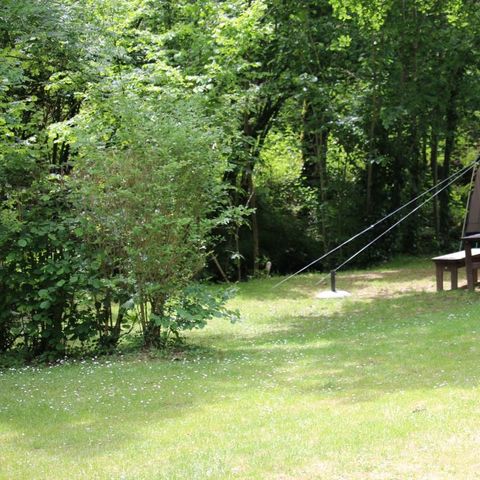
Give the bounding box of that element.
[432,248,480,291]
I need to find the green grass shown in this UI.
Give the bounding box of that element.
[2,257,480,479]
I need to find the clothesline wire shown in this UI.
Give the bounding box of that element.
[273,158,479,289]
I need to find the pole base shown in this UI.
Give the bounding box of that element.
[315,290,351,299]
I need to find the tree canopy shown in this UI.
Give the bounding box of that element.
[1,0,479,358]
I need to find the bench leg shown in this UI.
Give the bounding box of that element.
[451,268,458,290]
[465,241,474,291]
[474,269,478,286]
[436,265,444,292]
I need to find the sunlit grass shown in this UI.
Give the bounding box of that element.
[2,257,480,479]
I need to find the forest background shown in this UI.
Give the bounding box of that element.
[1,0,479,359]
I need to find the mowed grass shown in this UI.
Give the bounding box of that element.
[2,257,480,479]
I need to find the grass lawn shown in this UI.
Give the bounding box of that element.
[2,257,480,479]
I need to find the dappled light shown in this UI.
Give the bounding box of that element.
[2,0,480,478]
[3,259,480,478]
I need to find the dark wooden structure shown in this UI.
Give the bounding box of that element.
[461,235,480,291]
[464,167,480,235]
[433,163,480,292]
[432,249,480,291]
[461,166,480,291]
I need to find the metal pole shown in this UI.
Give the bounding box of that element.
[330,270,336,292]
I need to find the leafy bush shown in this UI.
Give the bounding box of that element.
[0,176,99,358]
[148,284,239,346]
[72,86,235,347]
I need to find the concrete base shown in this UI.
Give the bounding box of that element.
[315,290,351,299]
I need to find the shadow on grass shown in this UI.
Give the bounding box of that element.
[239,261,438,302]
[1,284,479,461]
[225,288,480,400]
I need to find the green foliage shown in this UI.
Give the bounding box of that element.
[150,284,239,344]
[72,85,232,346]
[247,128,323,273]
[1,0,480,359]
[0,177,98,358]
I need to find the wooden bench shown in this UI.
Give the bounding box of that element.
[432,249,480,291]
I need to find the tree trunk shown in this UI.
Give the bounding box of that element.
[439,83,460,242]
[143,294,167,348]
[216,97,284,280]
[366,34,380,216]
[301,102,329,250]
[249,176,260,275]
[430,132,440,240]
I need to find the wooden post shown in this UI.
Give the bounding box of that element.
[451,268,458,290]
[435,265,443,292]
[465,239,474,291]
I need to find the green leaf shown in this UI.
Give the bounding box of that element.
[38,289,50,299]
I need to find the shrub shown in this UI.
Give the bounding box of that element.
[73,87,235,347]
